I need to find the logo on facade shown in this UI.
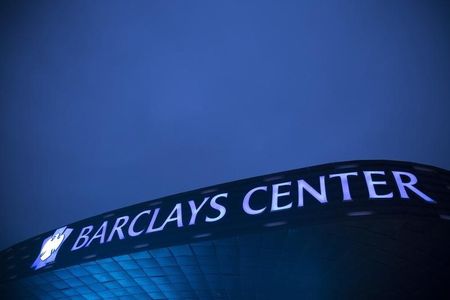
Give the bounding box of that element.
[31,226,73,270]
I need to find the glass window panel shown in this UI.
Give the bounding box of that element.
[111,288,128,296]
[130,251,151,260]
[148,292,166,299]
[109,271,128,280]
[150,248,171,258]
[54,269,73,280]
[84,264,104,275]
[127,268,146,278]
[89,282,107,292]
[118,260,139,270]
[75,286,91,294]
[104,281,121,290]
[156,256,177,267]
[151,276,170,285]
[169,245,193,256]
[69,266,89,277]
[100,261,121,272]
[114,254,132,262]
[97,290,114,298]
[174,255,195,266]
[142,267,164,277]
[117,278,137,288]
[137,258,158,268]
[93,272,113,283]
[62,288,79,296]
[79,275,97,285]
[65,277,84,288]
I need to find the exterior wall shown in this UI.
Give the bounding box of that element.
[1,160,449,298]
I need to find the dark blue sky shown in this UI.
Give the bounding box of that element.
[1,0,449,250]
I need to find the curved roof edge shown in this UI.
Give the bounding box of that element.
[1,160,449,283]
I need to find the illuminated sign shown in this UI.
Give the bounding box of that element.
[67,170,435,253]
[1,160,448,283]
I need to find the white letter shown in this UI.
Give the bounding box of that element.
[71,226,93,251]
[146,208,162,233]
[87,221,108,247]
[206,193,228,222]
[188,197,209,225]
[155,203,183,231]
[243,186,268,215]
[329,172,358,201]
[298,176,327,207]
[128,210,151,237]
[363,171,393,199]
[271,181,292,211]
[107,216,129,242]
[392,171,435,203]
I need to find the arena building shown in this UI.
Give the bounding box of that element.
[1,160,450,299]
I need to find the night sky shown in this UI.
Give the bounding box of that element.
[1,0,449,250]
